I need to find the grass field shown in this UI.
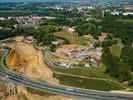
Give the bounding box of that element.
[54,66,110,79]
[110,45,121,57]
[27,87,56,96]
[54,30,87,45]
[54,74,125,91]
[117,19,133,24]
[110,38,122,57]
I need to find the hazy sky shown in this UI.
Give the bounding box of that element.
[0,0,132,2]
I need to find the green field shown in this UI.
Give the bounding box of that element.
[117,19,133,24]
[54,30,87,45]
[53,66,126,91]
[110,45,121,57]
[110,38,122,57]
[54,74,125,91]
[27,87,56,96]
[54,66,110,79]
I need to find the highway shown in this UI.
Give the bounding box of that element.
[0,48,133,99]
[1,69,133,100]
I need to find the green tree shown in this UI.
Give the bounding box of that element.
[117,65,131,82]
[75,23,101,37]
[101,40,112,47]
[102,47,131,81]
[120,46,133,70]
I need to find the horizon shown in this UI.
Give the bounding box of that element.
[0,0,133,3]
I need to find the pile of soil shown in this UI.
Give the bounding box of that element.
[6,42,59,83]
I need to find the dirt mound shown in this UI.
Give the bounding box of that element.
[6,85,76,100]
[6,43,59,83]
[58,44,87,49]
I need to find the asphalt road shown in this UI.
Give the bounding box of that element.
[0,48,133,100]
[1,68,133,100]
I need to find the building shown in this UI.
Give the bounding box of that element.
[0,17,6,20]
[123,12,133,16]
[83,47,103,67]
[15,16,42,26]
[24,36,34,44]
[98,33,107,42]
[111,11,133,16]
[55,41,103,67]
[56,44,88,61]
[51,39,64,45]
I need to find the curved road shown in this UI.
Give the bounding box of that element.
[0,48,133,99]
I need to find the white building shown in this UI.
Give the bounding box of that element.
[111,11,133,16]
[0,17,6,20]
[123,12,133,16]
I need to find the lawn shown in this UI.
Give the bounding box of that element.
[54,30,87,45]
[54,74,125,91]
[110,45,121,57]
[54,66,110,79]
[110,38,122,57]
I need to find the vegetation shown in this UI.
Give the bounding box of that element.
[27,87,55,96]
[99,15,133,83]
[54,74,125,91]
[54,66,110,79]
[75,23,101,37]
[117,19,133,24]
[0,3,133,87]
[0,29,12,40]
[102,47,131,82]
[0,21,62,45]
[54,30,87,45]
[13,27,56,45]
[120,46,133,71]
[110,45,121,57]
[100,14,133,46]
[0,18,17,28]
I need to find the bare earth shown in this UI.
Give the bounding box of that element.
[6,42,59,83]
[2,37,76,100]
[5,86,76,100]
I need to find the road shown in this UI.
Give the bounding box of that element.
[44,50,126,88]
[1,69,133,100]
[0,48,133,99]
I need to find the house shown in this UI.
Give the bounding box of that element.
[83,57,102,67]
[55,44,103,68]
[0,27,3,30]
[56,44,88,60]
[51,39,64,45]
[98,33,107,42]
[24,36,34,44]
[83,47,103,67]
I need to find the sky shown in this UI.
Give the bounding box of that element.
[0,0,132,2]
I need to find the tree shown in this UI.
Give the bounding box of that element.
[102,47,121,67]
[0,29,12,40]
[0,18,17,28]
[117,65,131,82]
[100,14,133,46]
[102,47,131,81]
[101,40,112,47]
[120,46,133,70]
[75,23,101,37]
[94,41,100,48]
[105,62,131,81]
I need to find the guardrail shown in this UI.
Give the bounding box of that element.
[44,50,75,69]
[0,43,133,100]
